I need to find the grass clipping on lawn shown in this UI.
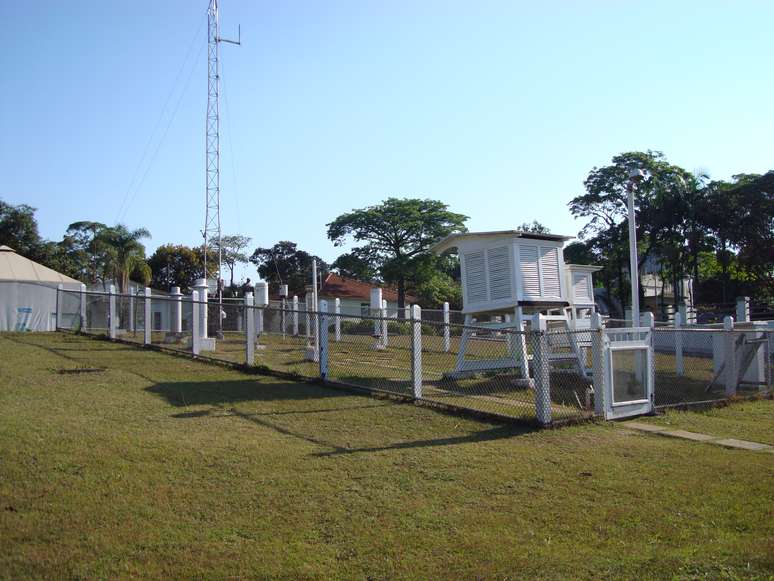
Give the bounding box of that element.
[0,332,772,579]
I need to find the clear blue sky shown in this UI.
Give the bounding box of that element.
[2,0,772,282]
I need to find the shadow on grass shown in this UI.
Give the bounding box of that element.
[147,378,536,455]
[313,422,536,457]
[146,378,345,407]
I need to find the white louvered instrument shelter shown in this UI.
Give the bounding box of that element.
[432,230,575,315]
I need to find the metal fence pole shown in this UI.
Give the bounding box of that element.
[411,305,422,398]
[143,287,152,345]
[334,298,341,342]
[191,291,201,355]
[381,299,389,348]
[591,312,606,416]
[674,311,684,376]
[129,293,135,333]
[532,314,552,426]
[724,316,736,397]
[443,301,450,353]
[56,283,63,330]
[319,300,329,380]
[79,283,87,331]
[245,293,255,365]
[108,285,117,339]
[292,295,299,336]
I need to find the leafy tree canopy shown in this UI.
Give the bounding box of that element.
[326,198,468,308]
[249,241,328,295]
[215,234,252,288]
[148,244,213,293]
[0,200,44,259]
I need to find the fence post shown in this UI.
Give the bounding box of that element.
[319,300,329,380]
[443,301,451,353]
[79,283,87,331]
[143,287,152,345]
[108,285,117,339]
[532,314,552,426]
[292,295,299,336]
[193,279,208,339]
[128,292,135,333]
[334,298,341,342]
[411,305,423,398]
[55,283,63,330]
[170,286,182,334]
[736,296,750,324]
[245,293,255,365]
[591,312,606,416]
[370,288,382,347]
[724,316,736,397]
[191,290,201,355]
[674,311,684,376]
[381,299,389,348]
[404,305,411,321]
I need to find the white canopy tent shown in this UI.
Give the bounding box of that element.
[0,245,82,331]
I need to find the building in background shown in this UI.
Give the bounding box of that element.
[0,245,82,331]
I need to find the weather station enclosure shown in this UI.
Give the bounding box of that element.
[432,230,575,317]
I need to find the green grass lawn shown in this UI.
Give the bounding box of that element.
[641,398,774,445]
[2,332,772,579]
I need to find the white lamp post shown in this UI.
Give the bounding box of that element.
[627,168,646,325]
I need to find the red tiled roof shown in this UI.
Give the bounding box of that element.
[319,273,417,303]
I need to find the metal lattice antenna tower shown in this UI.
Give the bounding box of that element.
[203,0,239,285]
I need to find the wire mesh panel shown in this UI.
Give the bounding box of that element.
[57,289,83,332]
[84,291,110,335]
[651,328,772,406]
[326,312,413,395]
[422,324,538,421]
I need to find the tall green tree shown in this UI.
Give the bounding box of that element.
[59,221,109,283]
[94,225,151,293]
[0,200,44,259]
[326,198,468,308]
[148,244,211,292]
[569,151,696,310]
[331,250,379,281]
[215,234,252,288]
[249,241,328,295]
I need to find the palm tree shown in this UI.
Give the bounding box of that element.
[95,225,151,293]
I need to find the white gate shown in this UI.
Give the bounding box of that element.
[596,327,654,420]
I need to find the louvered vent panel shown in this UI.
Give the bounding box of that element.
[487,246,512,300]
[573,272,591,302]
[519,245,540,297]
[540,247,561,298]
[464,251,487,303]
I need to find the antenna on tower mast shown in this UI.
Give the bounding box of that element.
[204,0,239,339]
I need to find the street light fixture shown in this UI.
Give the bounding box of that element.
[627,168,647,325]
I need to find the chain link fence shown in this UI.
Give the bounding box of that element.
[56,288,773,426]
